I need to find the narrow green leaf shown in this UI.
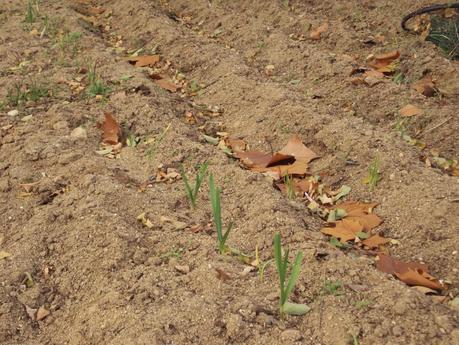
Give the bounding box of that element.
[284,252,303,303]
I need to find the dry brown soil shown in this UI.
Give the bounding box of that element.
[1,1,458,344]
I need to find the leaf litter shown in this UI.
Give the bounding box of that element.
[376,253,444,291]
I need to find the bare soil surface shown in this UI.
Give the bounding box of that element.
[1,1,458,344]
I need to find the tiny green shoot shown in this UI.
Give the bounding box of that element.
[180,162,209,208]
[284,174,295,200]
[87,67,111,98]
[209,174,233,254]
[274,233,309,318]
[25,0,38,24]
[323,280,344,296]
[145,123,171,161]
[363,156,380,191]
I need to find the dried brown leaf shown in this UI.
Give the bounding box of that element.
[125,55,160,67]
[99,112,122,145]
[215,268,231,281]
[412,76,436,97]
[399,104,423,117]
[36,306,50,321]
[361,234,390,249]
[310,22,329,40]
[376,253,443,290]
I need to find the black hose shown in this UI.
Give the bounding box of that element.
[401,3,459,31]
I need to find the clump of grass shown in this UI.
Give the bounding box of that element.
[323,280,344,296]
[209,174,233,254]
[364,156,381,191]
[25,0,39,24]
[5,82,48,107]
[145,123,171,161]
[86,67,111,98]
[59,31,82,58]
[274,233,309,318]
[284,174,295,200]
[181,162,208,209]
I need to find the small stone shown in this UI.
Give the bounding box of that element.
[7,110,19,117]
[174,265,190,274]
[389,173,395,180]
[281,329,302,341]
[70,127,87,139]
[255,312,274,326]
[21,115,33,122]
[52,120,68,130]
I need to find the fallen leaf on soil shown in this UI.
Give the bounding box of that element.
[310,22,329,40]
[321,218,364,243]
[346,213,382,231]
[376,253,443,290]
[334,201,378,214]
[36,306,50,321]
[411,286,438,295]
[234,135,317,179]
[155,166,180,183]
[136,213,154,229]
[149,74,180,92]
[0,250,11,260]
[215,268,231,281]
[24,305,37,320]
[279,135,318,163]
[125,55,160,67]
[399,104,423,117]
[225,138,246,153]
[98,112,122,145]
[412,76,436,97]
[361,234,390,249]
[367,50,400,74]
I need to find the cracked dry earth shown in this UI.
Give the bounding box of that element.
[1,1,458,344]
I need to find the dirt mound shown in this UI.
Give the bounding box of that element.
[1,1,458,344]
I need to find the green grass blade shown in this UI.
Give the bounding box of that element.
[209,174,223,243]
[193,162,208,200]
[274,233,286,305]
[284,252,303,303]
[180,166,195,207]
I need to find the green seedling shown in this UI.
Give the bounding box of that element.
[25,0,38,24]
[323,280,344,296]
[181,162,208,209]
[126,133,141,147]
[86,67,111,98]
[145,123,171,161]
[59,31,82,58]
[355,299,371,309]
[363,156,380,191]
[284,174,295,200]
[209,174,233,254]
[5,82,48,106]
[274,233,309,318]
[393,72,405,85]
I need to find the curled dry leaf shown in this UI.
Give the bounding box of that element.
[367,50,400,74]
[215,268,231,281]
[24,305,37,320]
[310,22,329,40]
[234,135,318,179]
[149,74,181,92]
[412,76,436,97]
[125,55,160,67]
[98,112,122,145]
[399,104,423,117]
[376,253,443,290]
[36,306,50,321]
[361,234,390,249]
